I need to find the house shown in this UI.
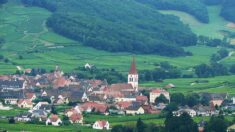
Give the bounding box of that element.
[156,103,166,110]
[31,110,48,121]
[93,120,110,130]
[69,113,83,124]
[25,93,36,101]
[85,63,94,69]
[0,80,25,91]
[141,105,161,114]
[65,108,81,117]
[0,91,26,105]
[17,99,33,108]
[32,102,49,111]
[210,99,223,106]
[14,113,32,122]
[70,91,88,102]
[116,101,132,110]
[46,114,62,126]
[115,95,136,102]
[173,108,196,117]
[165,83,175,89]
[150,88,170,103]
[136,95,148,105]
[126,105,144,115]
[193,105,217,116]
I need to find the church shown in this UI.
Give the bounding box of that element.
[106,57,139,97]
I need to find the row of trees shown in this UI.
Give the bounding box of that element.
[74,67,126,84]
[136,0,209,23]
[139,62,181,82]
[210,48,229,62]
[198,36,230,47]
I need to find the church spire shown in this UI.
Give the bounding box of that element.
[129,57,138,75]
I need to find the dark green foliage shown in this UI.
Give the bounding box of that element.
[185,93,200,107]
[195,63,228,78]
[230,64,235,74]
[0,38,4,48]
[200,95,211,106]
[21,0,56,11]
[4,58,9,63]
[200,0,222,5]
[204,116,229,132]
[0,0,7,5]
[140,62,181,82]
[155,94,169,104]
[221,0,235,23]
[136,0,209,23]
[218,49,229,59]
[164,102,179,112]
[198,36,229,47]
[170,93,185,106]
[51,106,57,114]
[137,118,146,132]
[33,98,51,104]
[22,0,197,57]
[18,55,23,60]
[62,115,71,126]
[8,118,15,124]
[0,55,4,60]
[75,67,126,84]
[165,112,198,132]
[29,68,46,76]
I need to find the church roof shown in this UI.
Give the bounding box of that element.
[129,57,138,75]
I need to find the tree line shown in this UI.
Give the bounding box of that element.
[136,0,209,23]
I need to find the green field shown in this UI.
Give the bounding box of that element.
[159,6,235,40]
[1,1,235,74]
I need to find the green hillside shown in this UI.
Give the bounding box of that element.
[21,0,197,57]
[159,6,235,44]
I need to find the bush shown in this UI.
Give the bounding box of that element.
[8,118,15,124]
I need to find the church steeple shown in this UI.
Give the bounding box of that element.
[128,57,138,92]
[129,57,138,75]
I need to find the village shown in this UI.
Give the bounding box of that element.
[0,58,234,131]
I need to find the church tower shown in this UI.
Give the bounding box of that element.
[128,57,138,92]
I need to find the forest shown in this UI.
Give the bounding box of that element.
[136,0,209,23]
[220,0,235,23]
[21,0,197,57]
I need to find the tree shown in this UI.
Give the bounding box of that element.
[204,116,229,132]
[200,95,211,106]
[19,55,23,60]
[186,93,200,107]
[51,105,57,114]
[195,64,212,78]
[164,102,179,112]
[136,118,146,132]
[8,118,15,124]
[155,94,169,104]
[230,64,235,74]
[4,58,9,63]
[218,48,229,59]
[170,93,185,105]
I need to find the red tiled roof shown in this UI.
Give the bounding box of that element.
[129,57,138,75]
[82,102,107,113]
[136,96,148,101]
[117,101,132,109]
[18,99,33,105]
[96,120,108,128]
[108,84,133,91]
[69,113,83,122]
[26,93,35,99]
[151,88,167,93]
[49,114,59,122]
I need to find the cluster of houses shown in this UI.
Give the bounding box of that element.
[0,58,234,130]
